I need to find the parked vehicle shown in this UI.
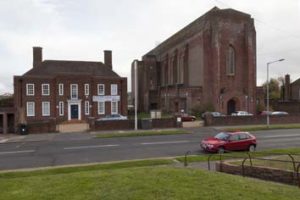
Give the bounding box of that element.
[201,131,256,153]
[271,111,288,116]
[97,114,128,121]
[231,111,253,116]
[175,113,196,122]
[201,111,225,119]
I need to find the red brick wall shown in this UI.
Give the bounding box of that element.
[205,114,300,126]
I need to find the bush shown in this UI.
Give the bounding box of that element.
[191,103,214,118]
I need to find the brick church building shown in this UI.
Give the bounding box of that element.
[14,47,127,131]
[132,7,256,115]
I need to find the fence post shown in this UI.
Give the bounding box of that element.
[297,163,300,188]
[287,154,297,173]
[207,154,214,171]
[184,151,191,167]
[241,158,248,177]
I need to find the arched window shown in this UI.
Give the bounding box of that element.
[227,45,235,75]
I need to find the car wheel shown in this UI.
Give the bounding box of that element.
[248,145,256,152]
[218,147,225,154]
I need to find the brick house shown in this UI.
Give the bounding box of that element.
[132,7,256,115]
[14,47,127,132]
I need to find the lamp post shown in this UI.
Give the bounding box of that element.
[266,58,285,127]
[134,60,138,130]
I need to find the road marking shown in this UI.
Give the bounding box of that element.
[141,140,190,145]
[258,134,300,139]
[64,144,119,150]
[0,139,9,143]
[0,150,35,155]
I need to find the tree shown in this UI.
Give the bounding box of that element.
[262,78,280,100]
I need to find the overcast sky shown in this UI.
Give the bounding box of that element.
[0,0,300,93]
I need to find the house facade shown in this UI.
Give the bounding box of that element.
[132,7,256,115]
[14,47,127,127]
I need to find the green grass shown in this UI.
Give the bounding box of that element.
[1,163,300,199]
[95,129,190,138]
[223,124,300,132]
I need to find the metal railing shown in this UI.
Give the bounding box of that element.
[183,150,300,188]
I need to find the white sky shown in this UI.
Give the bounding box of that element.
[0,0,300,93]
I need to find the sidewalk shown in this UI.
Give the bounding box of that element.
[0,132,94,144]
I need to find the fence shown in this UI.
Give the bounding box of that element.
[183,151,300,188]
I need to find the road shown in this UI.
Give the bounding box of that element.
[0,128,300,170]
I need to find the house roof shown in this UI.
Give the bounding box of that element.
[23,60,120,78]
[291,78,300,86]
[144,7,252,57]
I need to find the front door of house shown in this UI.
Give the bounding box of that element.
[71,105,79,119]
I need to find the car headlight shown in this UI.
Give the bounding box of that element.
[207,144,214,148]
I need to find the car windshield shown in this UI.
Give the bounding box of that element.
[214,132,230,140]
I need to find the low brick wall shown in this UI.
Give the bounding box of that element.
[216,161,299,186]
[27,120,57,134]
[205,114,300,126]
[94,119,135,131]
[91,118,180,131]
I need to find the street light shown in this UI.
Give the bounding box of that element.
[134,60,138,130]
[266,58,285,127]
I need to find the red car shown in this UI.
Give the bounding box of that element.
[201,131,256,153]
[175,113,196,122]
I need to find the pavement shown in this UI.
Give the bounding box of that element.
[0,132,92,144]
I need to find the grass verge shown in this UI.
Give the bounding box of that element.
[1,161,300,199]
[223,124,300,132]
[95,129,190,138]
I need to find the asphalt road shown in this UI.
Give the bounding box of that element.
[0,127,300,170]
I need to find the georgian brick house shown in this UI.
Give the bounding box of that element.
[132,7,256,115]
[14,47,127,130]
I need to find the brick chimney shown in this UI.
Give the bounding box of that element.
[33,47,42,68]
[104,50,112,69]
[284,74,290,101]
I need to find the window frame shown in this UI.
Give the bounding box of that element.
[111,101,118,114]
[59,101,64,116]
[85,101,90,115]
[58,83,64,96]
[226,45,236,76]
[70,84,78,99]
[98,84,105,95]
[84,84,90,96]
[42,101,50,116]
[98,101,105,115]
[26,84,35,96]
[111,84,118,95]
[26,102,35,117]
[42,84,50,96]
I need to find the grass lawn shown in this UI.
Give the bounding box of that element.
[223,123,300,132]
[95,129,190,138]
[1,162,300,200]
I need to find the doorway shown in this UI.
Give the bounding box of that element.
[227,99,236,115]
[71,105,79,119]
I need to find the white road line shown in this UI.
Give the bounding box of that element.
[0,150,35,155]
[141,140,190,145]
[64,144,119,150]
[258,134,300,139]
[0,139,8,143]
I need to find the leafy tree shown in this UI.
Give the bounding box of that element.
[262,78,280,100]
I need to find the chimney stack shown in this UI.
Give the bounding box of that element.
[104,50,112,69]
[284,74,290,101]
[33,47,42,68]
